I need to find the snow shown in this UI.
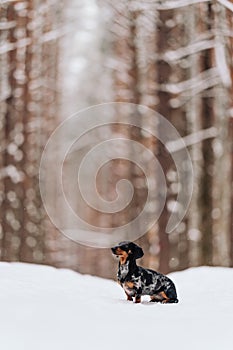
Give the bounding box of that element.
[0,262,232,350]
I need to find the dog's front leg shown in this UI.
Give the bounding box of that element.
[125,292,133,301]
[135,295,141,303]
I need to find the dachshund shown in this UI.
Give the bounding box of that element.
[111,241,179,304]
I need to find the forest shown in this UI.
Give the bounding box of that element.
[0,0,233,279]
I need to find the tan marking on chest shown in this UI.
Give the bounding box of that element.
[124,281,134,289]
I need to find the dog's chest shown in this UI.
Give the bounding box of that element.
[122,277,141,295]
[118,261,129,280]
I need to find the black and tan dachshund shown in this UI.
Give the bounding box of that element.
[111,241,179,304]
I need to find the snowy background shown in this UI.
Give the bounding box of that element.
[0,262,232,350]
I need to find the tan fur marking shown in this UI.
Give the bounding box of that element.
[124,281,134,289]
[159,291,171,303]
[115,248,128,265]
[159,291,169,300]
[150,295,163,301]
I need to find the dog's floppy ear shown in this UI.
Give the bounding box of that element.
[130,243,144,259]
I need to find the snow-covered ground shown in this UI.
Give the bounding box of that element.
[0,262,232,350]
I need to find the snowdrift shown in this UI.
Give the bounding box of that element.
[0,262,232,350]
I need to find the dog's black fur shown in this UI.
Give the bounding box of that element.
[111,241,179,304]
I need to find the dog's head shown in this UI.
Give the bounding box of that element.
[111,241,144,264]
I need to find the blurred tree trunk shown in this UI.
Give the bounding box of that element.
[135,8,159,271]
[2,2,27,261]
[198,3,215,266]
[110,1,158,271]
[228,1,233,266]
[156,7,190,273]
[230,112,233,267]
[0,0,62,265]
[0,5,9,259]
[185,4,203,267]
[211,3,232,267]
[155,9,173,274]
